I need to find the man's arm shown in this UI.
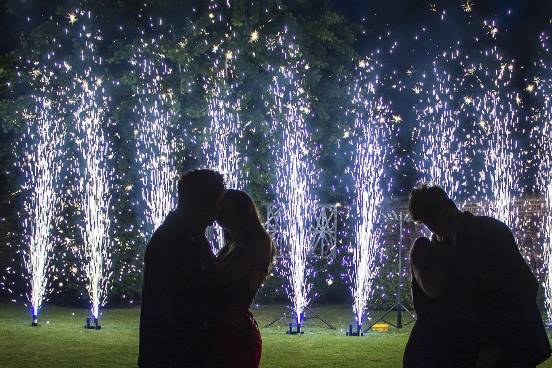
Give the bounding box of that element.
[410,236,453,299]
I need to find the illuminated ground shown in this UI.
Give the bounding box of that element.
[0,303,550,368]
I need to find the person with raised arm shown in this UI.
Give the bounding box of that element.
[404,184,550,368]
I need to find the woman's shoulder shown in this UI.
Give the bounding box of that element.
[248,228,269,244]
[244,231,274,267]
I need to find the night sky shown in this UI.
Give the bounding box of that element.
[1,0,551,195]
[2,0,549,99]
[3,1,551,63]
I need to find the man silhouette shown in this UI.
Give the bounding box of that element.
[405,184,550,368]
[138,169,225,368]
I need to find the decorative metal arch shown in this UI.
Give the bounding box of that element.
[265,195,550,262]
[265,203,339,260]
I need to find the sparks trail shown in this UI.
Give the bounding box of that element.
[203,49,246,252]
[474,50,521,228]
[18,84,65,323]
[345,59,393,327]
[264,31,317,327]
[69,13,114,320]
[534,32,552,323]
[412,50,462,199]
[131,35,178,236]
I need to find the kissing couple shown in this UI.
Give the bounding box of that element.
[138,169,276,368]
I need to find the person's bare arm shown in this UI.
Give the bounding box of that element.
[197,236,222,274]
[410,236,453,299]
[199,238,263,286]
[216,243,232,260]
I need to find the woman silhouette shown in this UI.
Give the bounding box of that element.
[201,189,276,368]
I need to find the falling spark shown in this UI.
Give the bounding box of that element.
[462,0,474,13]
[67,12,78,24]
[178,37,188,48]
[484,20,499,39]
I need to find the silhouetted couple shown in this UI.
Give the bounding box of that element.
[404,185,551,368]
[138,169,276,368]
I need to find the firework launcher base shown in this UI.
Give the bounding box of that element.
[265,307,336,334]
[31,314,39,327]
[286,322,304,335]
[362,212,416,334]
[346,323,363,336]
[85,317,101,330]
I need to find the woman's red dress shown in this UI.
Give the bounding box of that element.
[209,304,262,368]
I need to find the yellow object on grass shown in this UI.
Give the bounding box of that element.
[372,323,389,332]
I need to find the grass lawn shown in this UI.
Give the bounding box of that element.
[0,302,550,368]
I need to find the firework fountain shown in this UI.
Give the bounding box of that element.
[265,32,317,333]
[70,13,114,328]
[203,53,245,251]
[537,108,552,324]
[414,52,466,198]
[413,51,463,199]
[345,61,392,335]
[18,73,65,326]
[480,98,520,227]
[535,32,552,323]
[475,57,521,228]
[131,36,178,236]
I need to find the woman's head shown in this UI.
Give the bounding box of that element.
[217,189,277,290]
[216,189,263,239]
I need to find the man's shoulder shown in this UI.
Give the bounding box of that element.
[468,215,516,254]
[145,212,188,255]
[469,214,509,233]
[152,212,193,238]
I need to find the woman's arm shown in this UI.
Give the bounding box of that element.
[197,233,240,282]
[410,236,453,299]
[197,236,222,274]
[215,228,233,259]
[200,240,262,286]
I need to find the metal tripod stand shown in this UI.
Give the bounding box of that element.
[364,211,416,332]
[265,305,336,333]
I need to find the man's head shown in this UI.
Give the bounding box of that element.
[408,184,461,238]
[177,169,225,228]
